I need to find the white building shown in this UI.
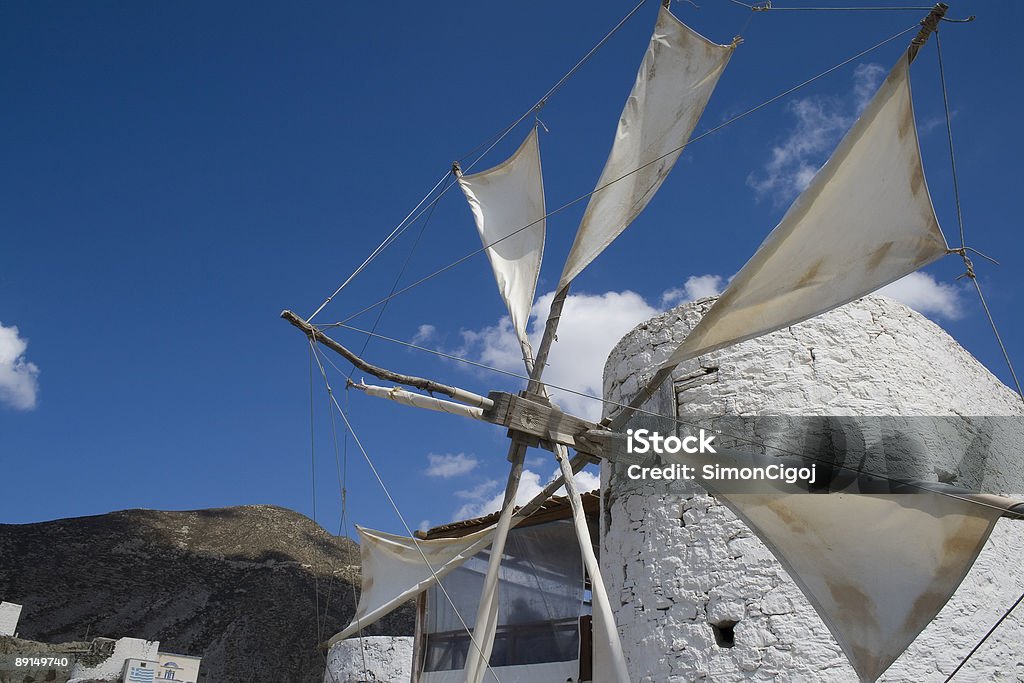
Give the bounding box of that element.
[68,637,160,682]
[156,652,202,682]
[0,601,22,636]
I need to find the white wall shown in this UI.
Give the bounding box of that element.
[68,637,160,682]
[324,635,413,683]
[601,295,1024,682]
[157,652,202,683]
[0,601,22,636]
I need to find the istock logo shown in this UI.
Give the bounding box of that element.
[626,428,717,455]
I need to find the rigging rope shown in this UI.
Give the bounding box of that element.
[308,0,649,323]
[308,169,452,322]
[345,174,454,382]
[458,0,649,170]
[325,23,920,328]
[943,589,1024,682]
[931,24,1024,681]
[308,347,325,654]
[933,31,1024,404]
[308,342,503,683]
[727,0,936,10]
[318,365,369,674]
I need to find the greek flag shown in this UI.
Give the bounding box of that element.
[126,666,155,682]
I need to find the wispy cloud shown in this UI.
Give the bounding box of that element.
[525,455,549,468]
[748,63,886,205]
[425,452,479,478]
[454,479,498,500]
[411,324,437,345]
[661,275,725,308]
[0,322,40,411]
[917,110,954,137]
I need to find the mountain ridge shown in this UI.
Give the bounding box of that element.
[0,504,414,682]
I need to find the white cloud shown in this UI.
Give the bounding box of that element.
[525,455,549,469]
[918,111,952,137]
[748,63,885,205]
[661,275,725,307]
[573,469,601,493]
[454,479,499,500]
[459,290,658,421]
[425,452,479,478]
[418,519,431,533]
[0,322,39,411]
[851,63,886,112]
[411,324,437,345]
[877,272,965,320]
[453,466,601,520]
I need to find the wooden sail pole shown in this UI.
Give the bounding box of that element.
[280,309,492,408]
[349,381,490,419]
[463,282,572,681]
[284,307,623,460]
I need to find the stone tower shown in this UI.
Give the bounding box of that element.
[600,295,1024,682]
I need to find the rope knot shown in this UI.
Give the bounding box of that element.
[951,248,976,280]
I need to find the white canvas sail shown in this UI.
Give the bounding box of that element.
[328,524,496,645]
[717,492,1002,682]
[559,6,734,289]
[662,54,947,369]
[458,128,546,356]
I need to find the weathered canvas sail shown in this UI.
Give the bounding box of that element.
[329,524,496,645]
[559,6,734,289]
[662,54,947,369]
[717,492,1002,682]
[458,128,546,355]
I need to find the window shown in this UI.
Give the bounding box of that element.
[421,520,585,671]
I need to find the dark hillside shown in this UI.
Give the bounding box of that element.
[0,505,414,682]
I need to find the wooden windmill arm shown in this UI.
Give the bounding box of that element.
[281,309,492,409]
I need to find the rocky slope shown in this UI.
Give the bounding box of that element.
[0,505,414,682]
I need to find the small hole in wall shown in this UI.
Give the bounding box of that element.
[712,622,736,648]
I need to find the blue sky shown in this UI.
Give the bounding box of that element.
[2,1,1021,536]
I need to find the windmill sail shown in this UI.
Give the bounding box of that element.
[458,128,546,358]
[328,524,496,645]
[559,5,734,289]
[662,54,947,369]
[717,492,1001,682]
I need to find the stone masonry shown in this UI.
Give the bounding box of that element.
[601,295,1024,682]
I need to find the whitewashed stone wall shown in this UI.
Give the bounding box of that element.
[601,295,1024,682]
[323,635,413,683]
[68,637,160,682]
[0,601,21,636]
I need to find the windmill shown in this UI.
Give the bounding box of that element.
[282,2,1023,681]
